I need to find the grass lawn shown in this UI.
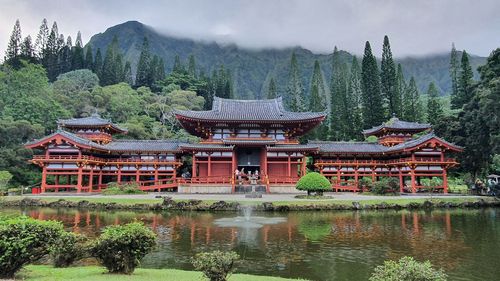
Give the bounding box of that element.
[19,265,305,281]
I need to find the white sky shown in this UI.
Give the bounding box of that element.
[1,0,499,58]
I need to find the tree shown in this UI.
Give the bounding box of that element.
[135,37,152,87]
[426,82,443,124]
[380,35,400,117]
[71,31,84,70]
[396,63,406,117]
[309,60,327,112]
[101,36,124,86]
[347,56,364,140]
[123,61,133,86]
[191,251,240,281]
[455,50,474,108]
[188,54,196,77]
[295,172,331,196]
[34,18,49,60]
[0,171,13,192]
[331,59,350,140]
[286,52,306,111]
[20,35,35,61]
[45,21,60,81]
[369,256,447,281]
[84,46,93,70]
[173,54,184,73]
[403,77,422,122]
[450,43,460,109]
[361,41,385,128]
[266,77,278,99]
[93,48,103,77]
[5,19,22,63]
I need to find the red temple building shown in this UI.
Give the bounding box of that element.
[26,97,462,194]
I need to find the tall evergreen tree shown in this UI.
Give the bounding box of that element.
[93,48,103,78]
[403,77,422,122]
[34,18,49,59]
[45,22,60,81]
[58,40,72,74]
[449,43,460,109]
[20,35,35,60]
[395,63,406,118]
[456,50,474,108]
[267,77,278,99]
[101,36,123,85]
[347,56,363,140]
[309,60,327,111]
[135,37,152,87]
[426,82,443,124]
[188,54,196,77]
[173,55,184,73]
[380,35,400,117]
[123,61,133,86]
[286,52,306,111]
[361,41,384,128]
[5,19,22,62]
[84,46,93,70]
[71,31,84,70]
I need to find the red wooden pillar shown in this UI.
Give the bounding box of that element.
[398,167,404,193]
[76,165,83,193]
[154,165,159,183]
[88,167,94,192]
[192,153,197,179]
[98,171,102,192]
[354,167,359,189]
[41,165,47,193]
[117,165,122,184]
[135,165,140,182]
[410,167,416,194]
[231,150,236,193]
[261,148,268,176]
[287,154,291,177]
[300,156,307,176]
[207,153,212,177]
[371,166,376,183]
[442,168,448,194]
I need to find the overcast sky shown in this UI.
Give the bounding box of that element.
[1,0,499,58]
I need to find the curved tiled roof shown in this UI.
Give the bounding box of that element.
[174,97,326,122]
[310,141,387,154]
[58,113,127,133]
[222,139,277,145]
[104,140,182,152]
[387,132,462,152]
[179,143,234,151]
[362,117,430,136]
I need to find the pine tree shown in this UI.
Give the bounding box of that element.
[309,60,327,111]
[395,63,406,118]
[361,41,385,128]
[5,19,22,62]
[286,52,306,111]
[123,61,133,86]
[456,50,474,108]
[71,31,84,70]
[426,82,443,124]
[135,37,152,87]
[330,47,345,139]
[188,54,196,77]
[45,22,60,81]
[156,57,166,81]
[93,48,103,78]
[267,77,278,99]
[58,43,72,74]
[449,43,460,109]
[403,77,422,122]
[20,35,34,60]
[101,36,122,85]
[35,18,49,59]
[347,56,363,140]
[84,46,93,70]
[380,35,400,117]
[173,55,184,73]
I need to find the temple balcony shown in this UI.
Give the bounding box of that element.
[31,154,182,166]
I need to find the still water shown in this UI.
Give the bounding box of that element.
[2,207,499,281]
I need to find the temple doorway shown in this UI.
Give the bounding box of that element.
[236,147,261,175]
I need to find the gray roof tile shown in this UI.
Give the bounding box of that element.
[58,113,127,133]
[363,117,430,135]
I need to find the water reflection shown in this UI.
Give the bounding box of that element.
[4,207,499,281]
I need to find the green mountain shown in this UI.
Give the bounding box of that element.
[86,21,486,98]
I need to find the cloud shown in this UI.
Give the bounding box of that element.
[1,0,499,59]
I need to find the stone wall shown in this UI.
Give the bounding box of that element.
[178,184,232,193]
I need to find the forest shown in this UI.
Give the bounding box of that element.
[1,18,499,188]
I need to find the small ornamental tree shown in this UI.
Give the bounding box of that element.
[296,172,331,196]
[192,251,240,281]
[51,231,90,267]
[0,216,64,278]
[92,222,157,274]
[372,177,400,194]
[370,256,448,281]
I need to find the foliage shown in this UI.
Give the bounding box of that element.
[365,136,378,143]
[358,177,374,189]
[102,182,144,195]
[369,256,447,281]
[51,231,89,267]
[0,216,64,278]
[91,222,157,274]
[296,172,331,195]
[491,154,500,173]
[381,35,400,118]
[286,52,306,112]
[191,251,240,281]
[0,171,13,191]
[426,82,443,124]
[361,41,385,128]
[371,177,399,194]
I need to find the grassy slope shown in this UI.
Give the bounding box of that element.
[20,265,305,281]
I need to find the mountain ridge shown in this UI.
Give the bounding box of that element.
[86,21,486,98]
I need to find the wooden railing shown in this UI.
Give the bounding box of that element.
[316,157,457,166]
[178,176,232,185]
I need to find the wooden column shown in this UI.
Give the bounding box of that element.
[117,165,122,184]
[192,153,197,178]
[98,171,102,191]
[398,167,404,193]
[300,156,307,176]
[442,167,448,194]
[354,167,359,189]
[88,167,94,192]
[135,165,140,182]
[154,165,159,183]
[41,165,47,193]
[76,165,83,193]
[287,154,291,177]
[410,166,416,194]
[371,166,376,182]
[207,153,212,177]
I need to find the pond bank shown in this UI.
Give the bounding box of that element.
[18,265,304,281]
[1,196,499,212]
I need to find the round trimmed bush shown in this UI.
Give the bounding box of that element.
[296,172,331,196]
[51,231,90,267]
[0,216,64,278]
[91,222,157,274]
[191,250,240,281]
[370,256,447,281]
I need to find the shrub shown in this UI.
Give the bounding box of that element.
[358,177,373,190]
[296,172,331,196]
[191,251,240,281]
[371,177,400,195]
[102,182,144,195]
[91,222,157,274]
[369,256,447,281]
[0,216,64,278]
[51,231,89,267]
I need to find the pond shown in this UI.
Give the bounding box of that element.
[2,207,499,281]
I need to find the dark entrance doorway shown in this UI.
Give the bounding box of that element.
[236,147,261,174]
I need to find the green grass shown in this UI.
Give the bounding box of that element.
[19,265,305,281]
